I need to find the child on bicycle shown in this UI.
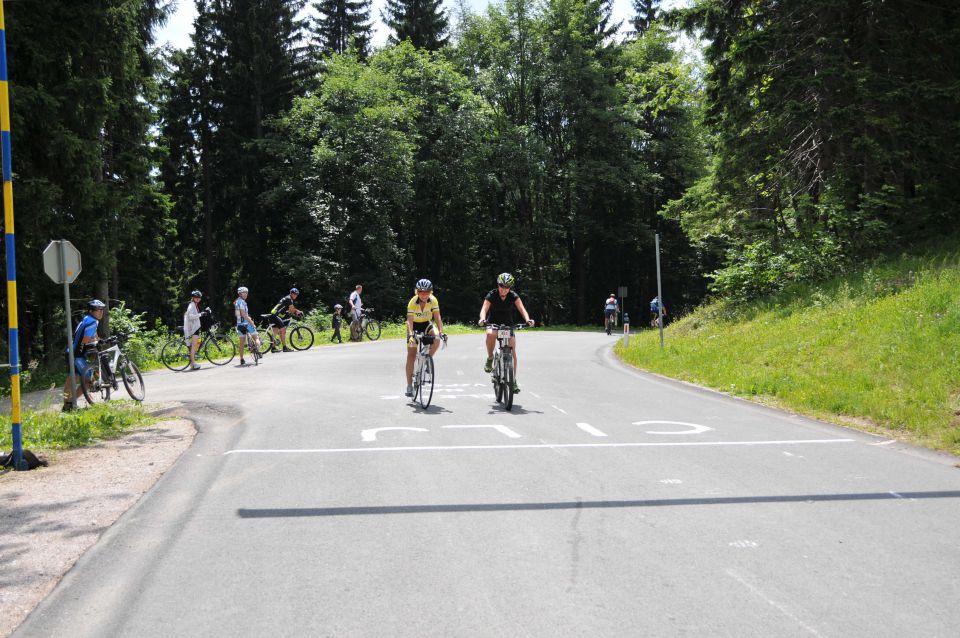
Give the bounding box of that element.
[405,279,445,397]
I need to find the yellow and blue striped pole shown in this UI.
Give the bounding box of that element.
[0,2,26,471]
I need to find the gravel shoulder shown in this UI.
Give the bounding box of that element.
[0,416,195,638]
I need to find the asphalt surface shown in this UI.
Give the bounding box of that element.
[14,331,960,637]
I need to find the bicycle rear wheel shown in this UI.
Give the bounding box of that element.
[204,334,236,365]
[364,318,381,341]
[81,366,110,404]
[160,339,191,372]
[418,355,434,409]
[120,357,145,401]
[289,325,314,350]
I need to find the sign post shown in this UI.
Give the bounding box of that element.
[655,233,665,349]
[43,240,82,409]
[623,313,630,347]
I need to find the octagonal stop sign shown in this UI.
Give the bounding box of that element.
[42,240,82,284]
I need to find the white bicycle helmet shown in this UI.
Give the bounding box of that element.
[237,286,249,294]
[415,278,433,291]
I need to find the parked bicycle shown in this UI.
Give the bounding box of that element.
[256,314,315,353]
[160,321,236,371]
[485,323,525,411]
[411,325,447,409]
[358,307,381,341]
[81,333,145,404]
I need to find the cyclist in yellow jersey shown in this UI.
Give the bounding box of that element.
[405,278,446,397]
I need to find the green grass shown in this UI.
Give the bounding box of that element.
[615,240,960,455]
[0,401,158,451]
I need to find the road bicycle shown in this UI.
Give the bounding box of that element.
[484,323,525,411]
[411,325,447,409]
[256,313,315,353]
[160,321,236,371]
[354,308,381,341]
[80,333,145,404]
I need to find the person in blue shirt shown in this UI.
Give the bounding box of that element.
[63,299,106,411]
[234,286,262,365]
[604,293,618,335]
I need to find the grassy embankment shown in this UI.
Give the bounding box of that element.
[615,241,960,455]
[0,401,156,452]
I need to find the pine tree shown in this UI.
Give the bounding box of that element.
[383,0,449,50]
[312,0,373,57]
[631,0,658,35]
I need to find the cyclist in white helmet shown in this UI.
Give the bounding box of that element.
[234,286,261,365]
[405,278,446,397]
[478,272,534,393]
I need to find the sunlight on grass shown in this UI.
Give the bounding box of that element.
[616,243,960,455]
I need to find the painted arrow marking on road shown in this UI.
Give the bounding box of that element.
[362,427,429,442]
[442,424,522,439]
[633,421,714,435]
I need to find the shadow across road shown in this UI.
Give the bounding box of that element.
[237,490,960,518]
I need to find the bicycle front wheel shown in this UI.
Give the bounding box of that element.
[120,357,145,401]
[493,357,504,404]
[289,325,314,350]
[418,355,434,409]
[204,334,236,365]
[503,359,514,411]
[364,318,381,341]
[160,339,191,372]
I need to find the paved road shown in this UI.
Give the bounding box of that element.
[15,332,960,637]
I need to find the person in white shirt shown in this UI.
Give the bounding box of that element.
[348,284,363,341]
[183,290,204,370]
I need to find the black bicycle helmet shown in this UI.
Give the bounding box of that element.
[290,287,299,295]
[191,290,202,298]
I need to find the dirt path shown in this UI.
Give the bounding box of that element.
[0,416,195,637]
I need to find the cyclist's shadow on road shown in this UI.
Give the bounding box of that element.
[486,405,544,415]
[406,403,453,415]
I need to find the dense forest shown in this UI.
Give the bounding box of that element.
[2,0,958,367]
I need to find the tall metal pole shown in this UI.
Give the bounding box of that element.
[655,233,664,350]
[60,242,77,409]
[0,3,26,470]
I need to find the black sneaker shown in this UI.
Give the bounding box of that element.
[483,357,493,373]
[282,347,293,353]
[240,358,246,366]
[62,402,75,413]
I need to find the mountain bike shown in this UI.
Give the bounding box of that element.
[485,323,525,411]
[257,313,315,352]
[354,308,381,341]
[411,326,447,409]
[160,321,236,371]
[81,333,145,404]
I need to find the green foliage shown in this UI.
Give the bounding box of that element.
[616,237,960,454]
[0,402,157,451]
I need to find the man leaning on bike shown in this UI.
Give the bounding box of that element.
[267,287,304,352]
[63,299,106,411]
[478,272,535,394]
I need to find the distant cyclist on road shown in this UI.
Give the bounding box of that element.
[235,286,262,366]
[478,273,534,394]
[267,288,304,352]
[405,278,446,397]
[604,293,618,335]
[650,296,667,327]
[63,299,105,411]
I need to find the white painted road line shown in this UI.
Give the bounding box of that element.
[225,438,856,454]
[576,423,608,437]
[551,405,568,414]
[442,424,522,439]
